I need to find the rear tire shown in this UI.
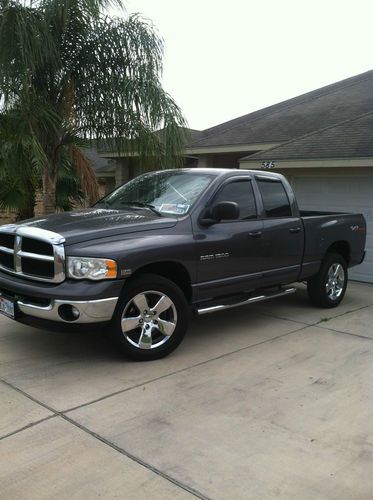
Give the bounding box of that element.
[307,253,347,308]
[110,273,189,361]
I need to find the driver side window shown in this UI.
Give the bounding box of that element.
[213,179,257,220]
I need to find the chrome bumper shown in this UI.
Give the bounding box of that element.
[17,297,118,324]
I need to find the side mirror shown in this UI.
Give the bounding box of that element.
[200,201,240,225]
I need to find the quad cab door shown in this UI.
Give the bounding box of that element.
[193,176,264,300]
[255,175,304,285]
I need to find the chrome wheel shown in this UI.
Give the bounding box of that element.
[326,263,345,301]
[121,290,177,350]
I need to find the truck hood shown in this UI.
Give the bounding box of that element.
[12,208,178,245]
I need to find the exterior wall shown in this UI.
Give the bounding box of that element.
[273,166,373,186]
[240,158,373,170]
[132,162,161,179]
[98,177,115,196]
[0,210,16,225]
[114,157,167,185]
[114,157,156,186]
[115,158,131,187]
[196,151,259,169]
[196,155,210,168]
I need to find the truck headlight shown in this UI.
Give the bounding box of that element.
[67,257,117,280]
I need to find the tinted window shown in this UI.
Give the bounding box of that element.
[257,179,292,218]
[213,180,257,220]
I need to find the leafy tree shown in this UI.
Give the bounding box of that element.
[0,0,186,215]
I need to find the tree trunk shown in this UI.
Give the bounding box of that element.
[42,171,57,215]
[15,183,36,221]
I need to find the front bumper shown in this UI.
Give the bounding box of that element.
[0,269,125,324]
[17,297,118,323]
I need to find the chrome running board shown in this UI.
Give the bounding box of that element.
[196,287,296,315]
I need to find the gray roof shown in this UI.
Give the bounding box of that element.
[181,127,203,144]
[96,127,203,154]
[169,127,203,148]
[242,111,373,161]
[83,147,114,173]
[156,127,203,147]
[191,70,373,148]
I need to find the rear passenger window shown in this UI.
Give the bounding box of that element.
[213,180,257,220]
[257,179,292,218]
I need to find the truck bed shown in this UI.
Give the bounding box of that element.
[299,210,366,280]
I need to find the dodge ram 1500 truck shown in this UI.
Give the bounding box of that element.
[0,168,366,360]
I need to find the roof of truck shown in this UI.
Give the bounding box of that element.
[173,167,283,179]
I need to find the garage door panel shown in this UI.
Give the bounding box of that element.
[293,176,373,283]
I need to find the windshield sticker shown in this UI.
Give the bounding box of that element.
[159,203,190,215]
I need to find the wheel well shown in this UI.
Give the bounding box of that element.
[326,241,350,264]
[131,262,192,302]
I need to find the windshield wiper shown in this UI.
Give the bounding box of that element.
[119,201,162,216]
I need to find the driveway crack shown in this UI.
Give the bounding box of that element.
[61,413,210,500]
[0,414,56,442]
[0,377,209,499]
[314,302,373,327]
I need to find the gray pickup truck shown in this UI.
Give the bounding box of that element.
[0,168,366,360]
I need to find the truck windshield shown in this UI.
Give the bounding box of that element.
[96,171,214,216]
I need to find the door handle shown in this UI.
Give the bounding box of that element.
[289,227,301,233]
[248,231,263,238]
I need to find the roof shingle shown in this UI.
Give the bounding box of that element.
[192,71,373,148]
[242,111,373,161]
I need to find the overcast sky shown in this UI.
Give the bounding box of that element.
[118,0,373,131]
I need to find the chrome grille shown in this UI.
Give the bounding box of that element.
[0,225,65,283]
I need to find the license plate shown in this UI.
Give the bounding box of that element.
[0,295,15,319]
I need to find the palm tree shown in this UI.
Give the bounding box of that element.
[0,0,186,215]
[0,106,87,219]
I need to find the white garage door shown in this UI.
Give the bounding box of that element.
[292,176,373,283]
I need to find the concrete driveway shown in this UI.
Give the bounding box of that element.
[1,281,373,499]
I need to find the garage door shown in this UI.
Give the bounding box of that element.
[292,176,373,283]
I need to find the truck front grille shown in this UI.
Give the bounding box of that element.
[22,237,54,256]
[0,225,65,283]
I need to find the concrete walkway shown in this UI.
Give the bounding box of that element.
[1,281,373,499]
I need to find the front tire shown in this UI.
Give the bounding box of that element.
[307,253,348,308]
[111,273,189,361]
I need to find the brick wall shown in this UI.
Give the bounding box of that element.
[0,209,16,225]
